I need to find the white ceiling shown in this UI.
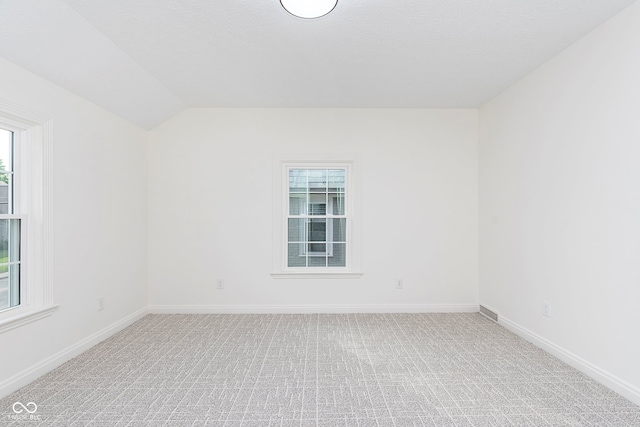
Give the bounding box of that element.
[0,0,636,129]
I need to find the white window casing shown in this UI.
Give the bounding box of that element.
[271,156,362,279]
[0,100,57,333]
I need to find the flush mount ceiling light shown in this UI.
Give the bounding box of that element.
[280,0,338,19]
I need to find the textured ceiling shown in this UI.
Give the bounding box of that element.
[0,0,637,129]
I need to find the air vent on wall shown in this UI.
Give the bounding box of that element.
[479,305,498,322]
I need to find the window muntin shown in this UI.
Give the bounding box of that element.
[287,168,347,268]
[0,127,21,312]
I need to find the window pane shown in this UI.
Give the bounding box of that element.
[332,218,346,242]
[7,264,19,308]
[329,193,345,215]
[0,251,6,286]
[0,219,20,261]
[0,129,12,215]
[289,194,307,215]
[308,243,326,254]
[307,219,326,242]
[0,266,10,310]
[0,220,6,257]
[308,169,327,193]
[328,243,346,267]
[0,174,8,215]
[328,169,345,192]
[9,219,20,261]
[289,169,307,193]
[308,256,327,267]
[308,193,326,215]
[0,219,20,263]
[287,243,306,267]
[288,218,305,242]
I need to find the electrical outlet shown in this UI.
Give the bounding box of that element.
[97,297,104,311]
[543,301,551,318]
[396,279,403,289]
[216,279,224,290]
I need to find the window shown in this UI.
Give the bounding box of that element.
[287,168,347,268]
[0,100,56,333]
[272,158,362,278]
[0,127,21,312]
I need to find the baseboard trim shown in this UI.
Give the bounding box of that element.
[0,307,148,399]
[499,315,640,406]
[148,304,479,314]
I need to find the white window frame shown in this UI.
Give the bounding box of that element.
[271,157,362,279]
[0,100,57,333]
[0,123,24,312]
[287,167,346,263]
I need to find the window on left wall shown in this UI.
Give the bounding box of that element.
[0,102,56,334]
[0,127,21,311]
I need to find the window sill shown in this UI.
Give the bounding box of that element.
[0,305,59,334]
[271,272,363,279]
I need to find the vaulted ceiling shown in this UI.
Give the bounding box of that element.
[0,0,636,129]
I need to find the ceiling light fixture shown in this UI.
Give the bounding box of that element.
[280,0,338,19]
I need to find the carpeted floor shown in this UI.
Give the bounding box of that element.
[2,313,639,426]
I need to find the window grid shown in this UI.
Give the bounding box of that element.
[0,127,21,312]
[287,168,347,268]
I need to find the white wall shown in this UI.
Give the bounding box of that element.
[479,1,640,403]
[0,58,148,393]
[148,108,478,311]
[1,0,639,405]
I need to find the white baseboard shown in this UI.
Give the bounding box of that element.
[149,303,479,314]
[499,315,640,406]
[0,307,148,399]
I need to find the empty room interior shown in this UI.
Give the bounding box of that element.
[1,0,639,425]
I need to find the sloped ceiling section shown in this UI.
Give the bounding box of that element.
[0,0,637,129]
[0,0,184,129]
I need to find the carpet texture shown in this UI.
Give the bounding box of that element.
[2,313,639,426]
